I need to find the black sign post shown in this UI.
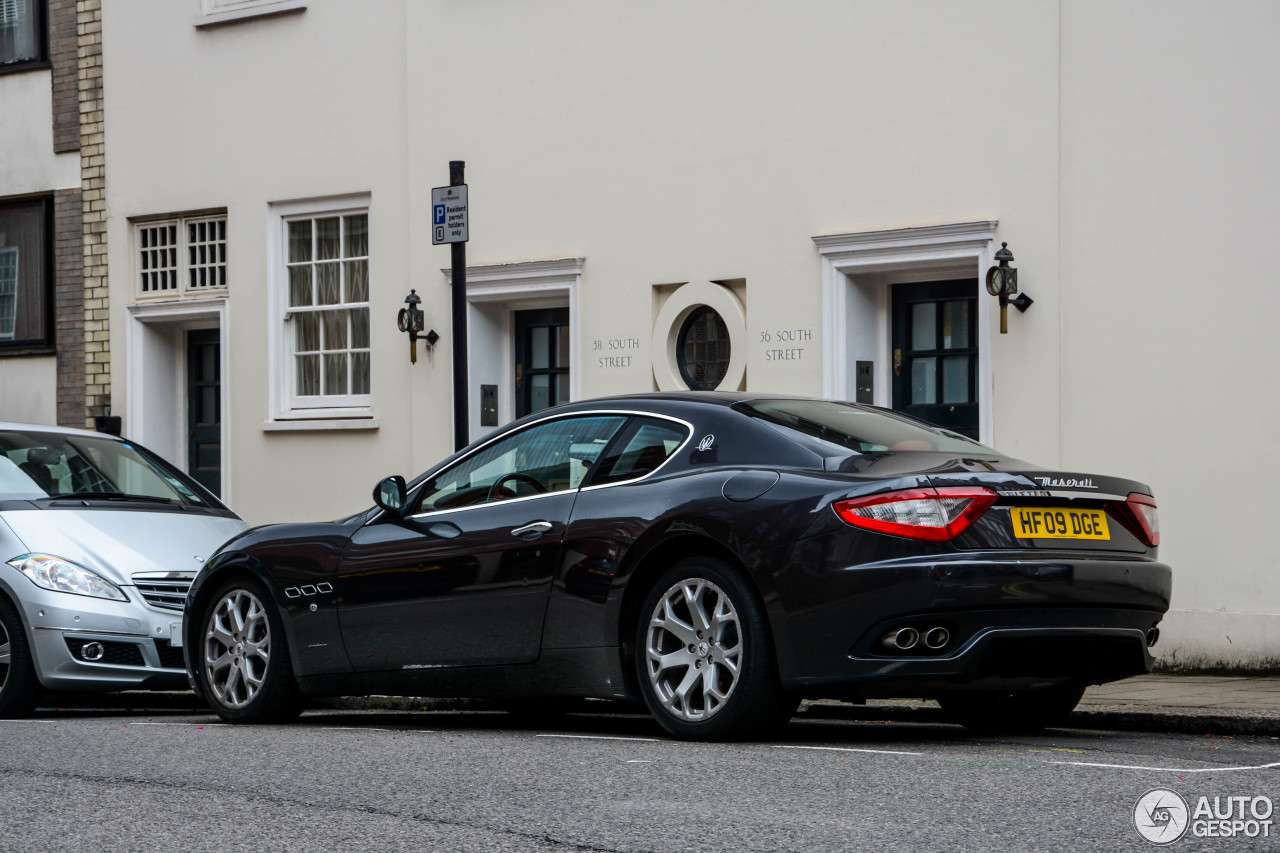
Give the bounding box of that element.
[433,162,470,451]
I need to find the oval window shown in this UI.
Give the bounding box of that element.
[676,305,731,390]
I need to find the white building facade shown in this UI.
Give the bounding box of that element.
[96,0,1279,669]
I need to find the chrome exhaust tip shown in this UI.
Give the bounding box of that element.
[924,627,950,650]
[1146,627,1160,648]
[80,641,105,661]
[882,627,919,650]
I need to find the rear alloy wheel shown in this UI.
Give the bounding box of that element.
[0,597,40,718]
[636,557,796,740]
[200,578,302,723]
[938,683,1085,733]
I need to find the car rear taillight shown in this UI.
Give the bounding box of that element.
[1106,492,1160,547]
[832,487,998,542]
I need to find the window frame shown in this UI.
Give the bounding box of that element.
[132,212,228,299]
[582,416,691,488]
[0,0,49,76]
[397,410,694,522]
[0,195,54,355]
[194,0,305,29]
[268,193,373,420]
[412,414,629,516]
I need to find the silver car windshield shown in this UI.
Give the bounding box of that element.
[0,430,208,506]
[738,399,994,455]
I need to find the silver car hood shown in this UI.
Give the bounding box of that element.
[0,507,246,586]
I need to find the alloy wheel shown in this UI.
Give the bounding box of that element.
[644,577,742,721]
[204,588,271,709]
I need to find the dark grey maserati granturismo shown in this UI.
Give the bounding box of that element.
[184,393,1169,740]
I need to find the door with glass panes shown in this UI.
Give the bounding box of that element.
[890,280,979,438]
[514,308,570,418]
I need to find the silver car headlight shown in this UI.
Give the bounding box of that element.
[7,553,128,601]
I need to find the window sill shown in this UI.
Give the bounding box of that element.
[194,1,305,29]
[261,418,379,432]
[0,61,51,78]
[0,346,56,358]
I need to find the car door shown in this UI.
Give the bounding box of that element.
[336,414,626,671]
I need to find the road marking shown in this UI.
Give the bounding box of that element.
[535,734,659,742]
[315,726,437,733]
[129,722,230,727]
[0,719,62,724]
[1052,760,1280,773]
[773,745,924,757]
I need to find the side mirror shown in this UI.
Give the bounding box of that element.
[373,475,408,515]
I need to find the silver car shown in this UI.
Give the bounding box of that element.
[0,422,246,715]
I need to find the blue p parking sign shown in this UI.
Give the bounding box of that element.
[430,185,468,245]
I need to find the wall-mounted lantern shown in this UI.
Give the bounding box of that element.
[397,289,439,364]
[985,242,1033,333]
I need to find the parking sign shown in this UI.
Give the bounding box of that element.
[431,185,468,244]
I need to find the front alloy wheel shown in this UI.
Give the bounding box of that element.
[635,557,795,740]
[204,588,271,709]
[199,578,302,723]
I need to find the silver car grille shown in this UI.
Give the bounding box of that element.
[131,572,197,612]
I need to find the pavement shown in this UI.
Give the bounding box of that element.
[45,673,1279,736]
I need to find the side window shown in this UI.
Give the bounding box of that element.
[590,418,688,486]
[416,415,626,513]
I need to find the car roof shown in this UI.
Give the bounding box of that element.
[548,390,809,411]
[0,422,120,440]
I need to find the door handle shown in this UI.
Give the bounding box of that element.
[511,520,553,539]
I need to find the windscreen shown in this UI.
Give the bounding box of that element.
[0,430,209,505]
[737,399,994,456]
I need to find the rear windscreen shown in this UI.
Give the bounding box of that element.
[736,399,994,455]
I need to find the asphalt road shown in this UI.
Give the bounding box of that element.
[1,703,1277,852]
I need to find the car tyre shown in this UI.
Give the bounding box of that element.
[938,683,1085,733]
[198,577,303,724]
[0,596,40,718]
[635,557,796,741]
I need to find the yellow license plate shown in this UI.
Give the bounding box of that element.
[1010,507,1110,540]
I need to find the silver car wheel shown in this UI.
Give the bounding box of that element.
[645,577,742,722]
[204,588,271,709]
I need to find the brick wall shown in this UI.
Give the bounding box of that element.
[49,0,79,154]
[53,190,85,427]
[77,0,108,425]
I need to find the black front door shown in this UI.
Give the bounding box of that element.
[891,280,979,438]
[336,413,626,672]
[186,328,221,496]
[337,493,578,671]
[514,308,569,418]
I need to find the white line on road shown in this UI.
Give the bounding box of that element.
[129,722,230,727]
[0,719,63,724]
[1052,760,1280,773]
[535,734,659,742]
[773,745,924,757]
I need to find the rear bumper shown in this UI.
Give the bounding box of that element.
[765,546,1170,695]
[784,622,1155,697]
